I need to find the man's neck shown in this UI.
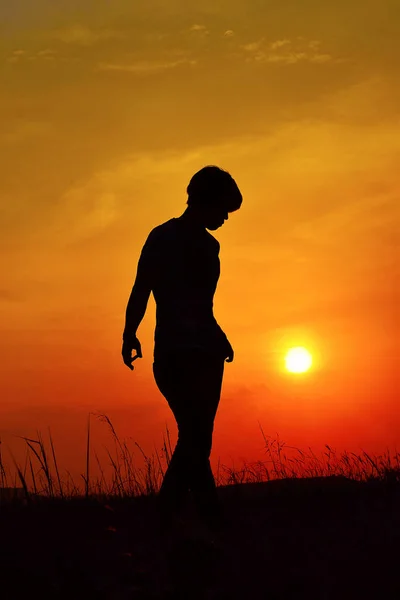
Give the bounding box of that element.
[177,207,205,231]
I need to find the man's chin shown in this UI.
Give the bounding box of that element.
[206,222,223,231]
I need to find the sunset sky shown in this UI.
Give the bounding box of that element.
[1,0,399,482]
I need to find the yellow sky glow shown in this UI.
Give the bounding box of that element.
[0,0,399,478]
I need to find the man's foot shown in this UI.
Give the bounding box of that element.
[205,516,233,542]
[198,504,231,534]
[157,509,188,540]
[182,518,228,557]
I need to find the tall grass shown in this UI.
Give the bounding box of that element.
[0,414,399,503]
[0,438,7,489]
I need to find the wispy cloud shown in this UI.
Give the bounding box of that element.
[241,37,338,65]
[53,24,123,46]
[57,187,118,241]
[242,38,265,52]
[189,24,209,35]
[6,48,57,63]
[270,39,291,50]
[97,58,197,74]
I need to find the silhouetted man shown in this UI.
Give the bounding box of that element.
[122,165,242,533]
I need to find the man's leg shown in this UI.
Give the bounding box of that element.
[182,353,225,527]
[153,351,225,529]
[157,436,191,525]
[153,358,191,526]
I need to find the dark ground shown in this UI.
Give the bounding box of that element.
[1,475,399,599]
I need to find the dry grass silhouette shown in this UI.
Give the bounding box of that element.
[1,413,399,501]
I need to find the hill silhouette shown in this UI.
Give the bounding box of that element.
[1,473,399,599]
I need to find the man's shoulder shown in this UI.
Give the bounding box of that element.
[146,219,219,252]
[146,219,176,243]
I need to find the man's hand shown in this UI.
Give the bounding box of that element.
[122,335,142,370]
[223,338,234,363]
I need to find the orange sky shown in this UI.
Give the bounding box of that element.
[1,1,399,484]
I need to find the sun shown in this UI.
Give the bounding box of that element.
[285,347,313,373]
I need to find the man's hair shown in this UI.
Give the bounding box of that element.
[187,165,242,211]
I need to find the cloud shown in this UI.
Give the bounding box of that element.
[241,37,338,65]
[48,94,400,266]
[37,49,56,58]
[325,75,398,122]
[242,39,265,52]
[6,48,56,64]
[189,24,209,33]
[97,58,197,74]
[269,39,291,50]
[56,187,119,241]
[53,24,122,46]
[7,49,27,63]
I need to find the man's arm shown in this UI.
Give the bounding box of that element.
[123,284,150,342]
[123,231,158,341]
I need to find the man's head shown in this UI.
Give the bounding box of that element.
[187,165,242,230]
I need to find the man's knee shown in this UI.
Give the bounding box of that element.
[178,429,213,460]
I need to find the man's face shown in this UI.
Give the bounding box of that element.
[203,204,230,230]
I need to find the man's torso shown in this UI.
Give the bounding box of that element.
[144,218,225,360]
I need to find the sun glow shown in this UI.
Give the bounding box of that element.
[285,347,313,373]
